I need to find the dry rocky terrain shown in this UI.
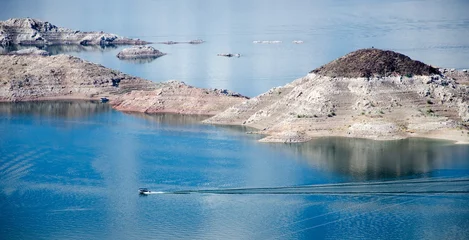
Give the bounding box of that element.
[206,49,469,143]
[117,46,166,59]
[0,18,148,46]
[0,54,247,115]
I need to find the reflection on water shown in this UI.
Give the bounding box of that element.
[0,101,111,119]
[117,57,162,64]
[2,0,468,97]
[281,137,469,180]
[0,45,117,55]
[128,112,211,125]
[43,44,117,55]
[0,104,469,239]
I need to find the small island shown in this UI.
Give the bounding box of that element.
[116,46,166,59]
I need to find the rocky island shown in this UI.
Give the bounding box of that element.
[205,48,469,143]
[0,54,247,115]
[0,18,149,46]
[117,46,166,59]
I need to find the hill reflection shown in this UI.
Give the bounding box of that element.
[0,101,111,119]
[279,137,468,180]
[127,113,211,125]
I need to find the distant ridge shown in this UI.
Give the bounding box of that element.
[311,48,440,78]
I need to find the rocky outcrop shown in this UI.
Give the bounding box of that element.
[0,54,247,115]
[311,48,440,78]
[6,47,49,56]
[117,46,165,59]
[111,81,248,115]
[0,54,154,101]
[0,18,149,46]
[158,39,205,45]
[205,49,469,143]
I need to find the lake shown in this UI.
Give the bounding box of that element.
[1,0,469,239]
[1,0,469,97]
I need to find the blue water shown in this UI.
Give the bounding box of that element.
[2,0,469,239]
[1,0,469,96]
[1,102,469,239]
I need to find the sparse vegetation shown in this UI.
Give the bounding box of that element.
[310,48,440,78]
[297,114,312,118]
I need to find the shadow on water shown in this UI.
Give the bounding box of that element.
[274,137,469,180]
[0,101,111,119]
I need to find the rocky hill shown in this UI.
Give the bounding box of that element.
[311,48,440,78]
[0,54,247,115]
[0,18,148,46]
[205,49,469,143]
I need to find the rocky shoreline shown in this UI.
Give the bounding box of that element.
[0,18,149,46]
[1,39,467,144]
[0,54,247,115]
[205,49,469,144]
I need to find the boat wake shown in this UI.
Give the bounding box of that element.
[146,191,167,194]
[150,177,469,196]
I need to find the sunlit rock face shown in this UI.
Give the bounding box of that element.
[0,54,247,115]
[206,49,469,143]
[0,18,149,46]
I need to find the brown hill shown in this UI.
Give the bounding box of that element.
[311,48,440,78]
[206,49,469,143]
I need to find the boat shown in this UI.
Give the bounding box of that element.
[100,97,109,103]
[139,188,151,195]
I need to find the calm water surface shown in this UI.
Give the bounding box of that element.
[1,102,469,239]
[1,0,469,96]
[1,0,469,239]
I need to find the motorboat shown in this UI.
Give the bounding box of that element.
[139,188,151,195]
[100,97,109,103]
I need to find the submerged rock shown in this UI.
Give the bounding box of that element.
[253,40,282,44]
[159,39,205,45]
[117,46,166,59]
[0,18,150,46]
[217,53,241,58]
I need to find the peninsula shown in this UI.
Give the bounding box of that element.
[205,49,469,143]
[0,54,247,115]
[0,18,149,46]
